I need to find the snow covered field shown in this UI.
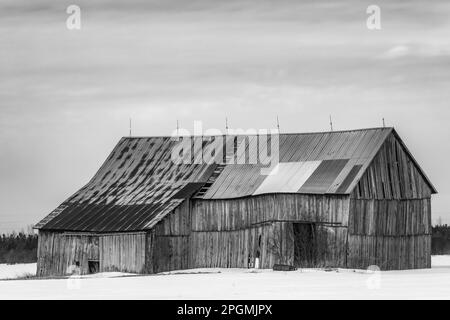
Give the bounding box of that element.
[1,256,450,299]
[0,263,36,280]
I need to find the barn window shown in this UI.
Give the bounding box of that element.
[88,260,99,274]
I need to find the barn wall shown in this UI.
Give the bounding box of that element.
[37,231,147,276]
[347,198,432,270]
[145,200,191,273]
[37,231,99,276]
[190,224,275,269]
[347,234,431,270]
[192,193,350,230]
[146,231,190,273]
[189,194,350,269]
[353,133,433,200]
[348,133,433,270]
[99,233,146,273]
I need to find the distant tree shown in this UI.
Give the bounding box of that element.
[432,224,450,255]
[0,226,38,264]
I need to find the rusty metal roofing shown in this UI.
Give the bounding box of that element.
[36,136,220,231]
[36,127,435,232]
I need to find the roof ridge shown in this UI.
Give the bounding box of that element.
[122,127,394,139]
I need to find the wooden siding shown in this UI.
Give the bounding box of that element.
[316,225,348,267]
[347,198,431,270]
[146,231,190,273]
[347,133,433,270]
[153,200,191,236]
[37,231,99,276]
[189,224,275,268]
[99,233,146,273]
[145,200,192,273]
[189,194,349,269]
[144,194,349,272]
[192,194,350,231]
[37,231,146,276]
[349,199,431,236]
[352,133,433,200]
[347,235,431,270]
[190,222,348,269]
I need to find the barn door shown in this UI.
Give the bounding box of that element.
[87,236,99,274]
[293,223,316,268]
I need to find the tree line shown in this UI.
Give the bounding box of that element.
[0,229,38,264]
[432,224,450,255]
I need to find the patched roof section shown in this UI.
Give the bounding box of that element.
[198,127,393,199]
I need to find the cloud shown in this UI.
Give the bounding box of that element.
[380,43,450,60]
[381,45,411,59]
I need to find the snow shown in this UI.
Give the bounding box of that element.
[0,263,36,280]
[0,257,449,299]
[430,255,450,267]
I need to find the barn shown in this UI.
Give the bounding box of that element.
[34,127,436,276]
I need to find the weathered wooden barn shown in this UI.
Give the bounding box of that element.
[35,127,436,276]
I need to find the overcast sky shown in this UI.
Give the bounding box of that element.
[1,0,449,233]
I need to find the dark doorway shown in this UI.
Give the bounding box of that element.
[293,223,316,268]
[88,260,99,274]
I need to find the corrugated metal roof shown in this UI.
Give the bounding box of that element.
[36,127,435,232]
[253,161,321,195]
[201,164,268,199]
[199,128,393,198]
[298,159,349,194]
[36,136,220,231]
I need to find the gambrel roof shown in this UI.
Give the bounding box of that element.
[35,127,436,232]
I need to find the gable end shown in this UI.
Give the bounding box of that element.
[351,130,436,199]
